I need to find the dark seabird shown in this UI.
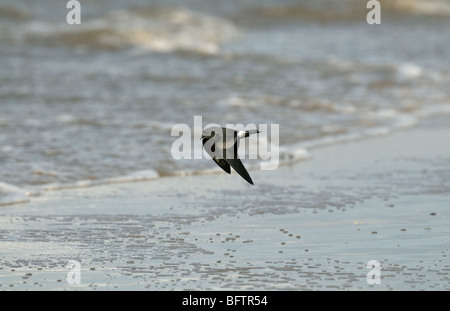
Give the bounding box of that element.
[201,126,259,185]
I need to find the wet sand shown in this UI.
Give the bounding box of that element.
[1,116,449,291]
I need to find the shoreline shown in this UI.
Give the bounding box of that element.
[0,113,422,208]
[2,108,448,209]
[0,115,449,290]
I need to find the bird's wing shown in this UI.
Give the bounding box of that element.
[203,137,231,174]
[225,157,254,185]
[213,157,231,174]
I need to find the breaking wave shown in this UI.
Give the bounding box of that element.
[14,7,238,54]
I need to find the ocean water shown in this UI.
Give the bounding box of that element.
[1,0,450,205]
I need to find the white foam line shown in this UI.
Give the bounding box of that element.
[40,170,159,192]
[0,182,34,207]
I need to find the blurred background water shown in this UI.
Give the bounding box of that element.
[1,0,449,205]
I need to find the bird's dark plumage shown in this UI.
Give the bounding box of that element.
[202,126,258,185]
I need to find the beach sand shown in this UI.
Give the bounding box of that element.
[1,116,449,291]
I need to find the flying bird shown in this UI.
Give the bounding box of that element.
[201,127,259,185]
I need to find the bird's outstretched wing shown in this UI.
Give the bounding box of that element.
[225,157,254,185]
[213,157,231,174]
[203,137,231,174]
